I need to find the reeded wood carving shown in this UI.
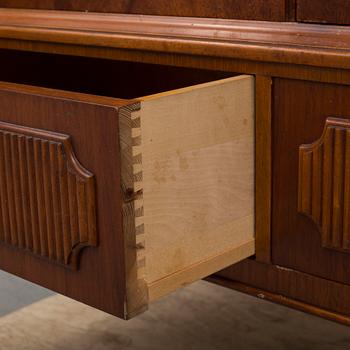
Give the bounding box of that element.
[298,117,350,253]
[0,121,97,269]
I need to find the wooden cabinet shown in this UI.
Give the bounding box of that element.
[0,6,350,325]
[0,75,255,319]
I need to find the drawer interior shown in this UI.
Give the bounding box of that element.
[0,49,232,99]
[0,50,255,318]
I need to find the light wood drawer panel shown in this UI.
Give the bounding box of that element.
[0,75,255,319]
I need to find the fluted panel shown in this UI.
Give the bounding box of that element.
[0,121,97,269]
[298,117,350,253]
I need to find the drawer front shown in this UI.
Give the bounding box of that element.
[297,0,350,25]
[273,78,350,285]
[0,83,128,318]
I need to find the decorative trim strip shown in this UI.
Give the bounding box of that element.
[298,117,350,253]
[0,121,97,269]
[0,9,349,70]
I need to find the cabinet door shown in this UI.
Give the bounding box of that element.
[297,0,350,25]
[0,83,131,318]
[273,79,350,285]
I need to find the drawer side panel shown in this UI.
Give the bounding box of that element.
[139,75,255,297]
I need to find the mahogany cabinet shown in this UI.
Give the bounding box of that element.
[0,5,349,324]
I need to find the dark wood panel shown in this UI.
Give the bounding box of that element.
[210,269,350,326]
[0,82,129,318]
[217,259,350,318]
[255,76,272,263]
[0,0,286,21]
[297,0,350,25]
[285,0,297,21]
[272,78,350,285]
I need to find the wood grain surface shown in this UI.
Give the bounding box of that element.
[139,76,255,291]
[218,258,350,323]
[255,76,272,263]
[298,118,350,254]
[0,0,287,21]
[0,9,349,70]
[118,102,148,318]
[273,79,350,285]
[0,121,96,269]
[297,0,350,25]
[210,276,350,327]
[0,81,131,318]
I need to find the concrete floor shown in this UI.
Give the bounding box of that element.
[0,271,350,349]
[0,270,53,316]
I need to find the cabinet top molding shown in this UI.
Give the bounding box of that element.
[0,9,349,69]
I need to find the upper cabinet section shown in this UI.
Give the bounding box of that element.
[0,0,288,21]
[2,1,349,25]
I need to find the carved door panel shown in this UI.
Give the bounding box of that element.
[273,78,350,285]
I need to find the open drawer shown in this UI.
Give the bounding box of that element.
[0,75,255,319]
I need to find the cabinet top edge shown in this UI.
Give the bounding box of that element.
[0,9,349,70]
[0,80,135,108]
